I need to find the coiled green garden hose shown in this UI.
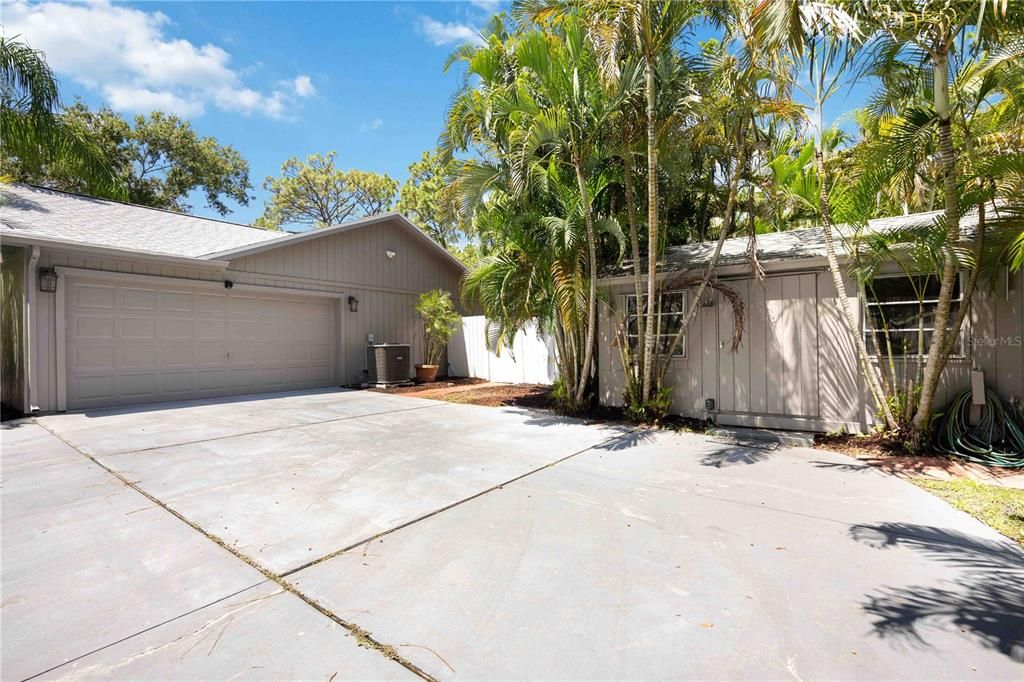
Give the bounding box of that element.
[933,388,1024,467]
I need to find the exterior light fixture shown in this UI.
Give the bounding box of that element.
[38,267,57,293]
[348,296,359,313]
[385,250,396,259]
[224,279,234,289]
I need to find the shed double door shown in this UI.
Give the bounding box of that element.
[714,273,820,424]
[65,277,336,409]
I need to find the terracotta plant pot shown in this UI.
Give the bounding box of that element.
[415,364,439,383]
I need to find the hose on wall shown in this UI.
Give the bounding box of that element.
[933,388,1024,467]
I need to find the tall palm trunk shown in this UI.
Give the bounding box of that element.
[573,160,598,407]
[910,48,960,449]
[623,157,646,375]
[814,104,896,429]
[658,121,749,374]
[641,60,658,402]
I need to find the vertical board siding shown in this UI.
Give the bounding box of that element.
[600,265,1022,433]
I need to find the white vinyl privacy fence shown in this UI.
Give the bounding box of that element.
[448,316,558,384]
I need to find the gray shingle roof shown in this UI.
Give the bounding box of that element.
[0,183,283,258]
[605,207,982,277]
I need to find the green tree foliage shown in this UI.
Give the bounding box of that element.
[0,37,122,199]
[415,289,462,366]
[3,101,251,215]
[396,149,464,247]
[256,152,397,230]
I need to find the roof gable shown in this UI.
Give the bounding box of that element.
[204,211,467,273]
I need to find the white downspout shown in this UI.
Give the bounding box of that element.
[25,245,39,413]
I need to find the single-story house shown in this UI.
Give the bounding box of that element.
[597,208,1023,433]
[1,183,465,414]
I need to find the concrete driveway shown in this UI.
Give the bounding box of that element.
[2,388,1022,680]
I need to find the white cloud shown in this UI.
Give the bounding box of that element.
[470,0,501,10]
[4,0,308,119]
[105,86,204,117]
[417,16,484,46]
[291,75,316,98]
[360,118,383,132]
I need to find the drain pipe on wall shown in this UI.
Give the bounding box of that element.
[24,245,39,414]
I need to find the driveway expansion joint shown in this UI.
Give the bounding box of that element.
[99,399,450,457]
[282,425,650,577]
[31,418,437,682]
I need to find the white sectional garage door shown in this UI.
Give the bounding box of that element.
[65,278,336,409]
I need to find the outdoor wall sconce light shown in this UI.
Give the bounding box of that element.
[348,296,359,313]
[701,290,716,307]
[224,279,234,289]
[385,249,396,259]
[38,267,58,293]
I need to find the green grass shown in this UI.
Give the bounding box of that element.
[914,478,1024,545]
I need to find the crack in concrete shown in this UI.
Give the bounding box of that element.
[32,419,437,682]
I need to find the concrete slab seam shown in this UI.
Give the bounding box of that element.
[31,418,437,682]
[94,400,451,457]
[281,426,650,577]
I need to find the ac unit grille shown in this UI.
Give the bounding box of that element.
[367,344,411,385]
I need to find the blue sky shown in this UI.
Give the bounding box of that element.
[6,1,872,227]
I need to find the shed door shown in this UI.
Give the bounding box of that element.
[716,274,820,423]
[66,278,335,410]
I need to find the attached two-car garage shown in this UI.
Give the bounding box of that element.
[65,275,336,410]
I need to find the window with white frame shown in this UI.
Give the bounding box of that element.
[625,290,687,358]
[863,274,963,357]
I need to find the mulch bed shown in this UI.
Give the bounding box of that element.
[370,377,488,395]
[372,379,705,432]
[814,432,921,458]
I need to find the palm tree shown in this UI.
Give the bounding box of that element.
[751,0,898,429]
[0,36,122,198]
[445,16,629,412]
[852,0,1024,449]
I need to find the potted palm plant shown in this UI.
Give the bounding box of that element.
[414,289,461,383]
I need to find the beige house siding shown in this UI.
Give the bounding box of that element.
[26,218,464,413]
[598,265,1024,433]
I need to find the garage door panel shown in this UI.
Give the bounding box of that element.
[159,291,194,313]
[118,344,157,370]
[119,317,155,340]
[120,287,157,310]
[286,366,310,384]
[66,279,337,409]
[75,284,115,309]
[74,345,115,371]
[197,319,226,340]
[75,316,115,339]
[311,343,333,363]
[118,373,158,397]
[157,317,194,340]
[195,294,226,315]
[231,367,284,387]
[76,375,115,401]
[195,345,227,366]
[285,345,311,363]
[158,344,194,367]
[159,372,195,394]
[195,370,229,391]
